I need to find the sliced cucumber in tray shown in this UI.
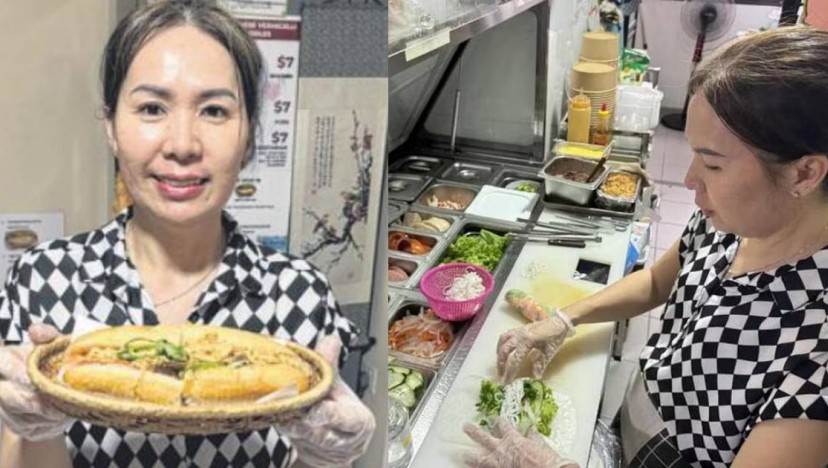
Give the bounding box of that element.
[388,362,431,413]
[390,384,417,408]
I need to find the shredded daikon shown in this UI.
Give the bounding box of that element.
[444,271,485,300]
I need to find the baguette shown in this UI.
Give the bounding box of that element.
[183,364,310,401]
[60,324,314,405]
[63,364,142,399]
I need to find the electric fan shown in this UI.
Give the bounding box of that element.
[661,0,735,131]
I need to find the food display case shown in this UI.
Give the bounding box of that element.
[387,1,659,466]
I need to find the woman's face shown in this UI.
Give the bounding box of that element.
[106,25,248,227]
[684,95,795,237]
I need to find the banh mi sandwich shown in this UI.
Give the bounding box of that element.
[60,324,314,405]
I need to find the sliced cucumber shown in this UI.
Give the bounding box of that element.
[404,371,424,390]
[389,370,406,389]
[390,384,417,408]
[389,365,411,376]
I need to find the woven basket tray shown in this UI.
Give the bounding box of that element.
[27,336,334,435]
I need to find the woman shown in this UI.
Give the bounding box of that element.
[466,27,828,467]
[0,2,375,467]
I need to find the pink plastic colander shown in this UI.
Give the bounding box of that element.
[419,263,495,321]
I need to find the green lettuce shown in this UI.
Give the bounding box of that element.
[441,230,508,271]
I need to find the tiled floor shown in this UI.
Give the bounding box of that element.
[599,124,696,422]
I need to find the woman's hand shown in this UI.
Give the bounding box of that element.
[0,324,71,441]
[277,336,376,467]
[462,416,576,468]
[497,311,575,383]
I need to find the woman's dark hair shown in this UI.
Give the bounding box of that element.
[689,26,828,190]
[101,0,263,166]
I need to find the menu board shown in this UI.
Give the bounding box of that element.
[225,17,301,253]
[0,213,64,280]
[218,0,287,18]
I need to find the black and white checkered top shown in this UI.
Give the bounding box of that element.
[0,209,358,468]
[640,210,828,466]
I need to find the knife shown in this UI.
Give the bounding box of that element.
[506,233,602,243]
[548,239,587,248]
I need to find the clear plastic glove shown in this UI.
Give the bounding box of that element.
[0,323,71,441]
[277,336,376,467]
[497,310,575,383]
[462,416,576,468]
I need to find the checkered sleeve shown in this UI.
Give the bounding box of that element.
[0,258,26,345]
[678,209,706,265]
[755,320,828,424]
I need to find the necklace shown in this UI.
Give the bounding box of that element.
[154,265,219,308]
[125,223,223,309]
[726,218,828,278]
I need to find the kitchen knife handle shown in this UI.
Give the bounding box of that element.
[548,239,587,248]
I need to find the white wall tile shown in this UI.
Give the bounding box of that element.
[659,184,694,204]
[655,223,684,250]
[644,246,657,268]
[658,200,696,226]
[662,161,689,184]
[646,153,664,180]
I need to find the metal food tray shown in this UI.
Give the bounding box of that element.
[431,218,517,281]
[492,167,544,191]
[388,292,401,313]
[388,300,468,368]
[388,359,439,423]
[389,201,409,225]
[389,173,433,203]
[539,156,609,206]
[390,209,458,237]
[390,155,452,178]
[388,228,445,260]
[550,139,611,161]
[413,182,480,214]
[438,162,496,186]
[388,255,427,290]
[541,194,638,220]
[594,170,642,213]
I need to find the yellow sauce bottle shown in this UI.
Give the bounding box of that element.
[567,94,592,143]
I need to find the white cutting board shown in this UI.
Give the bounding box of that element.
[410,220,631,467]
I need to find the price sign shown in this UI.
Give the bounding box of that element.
[227,17,301,253]
[276,55,295,69]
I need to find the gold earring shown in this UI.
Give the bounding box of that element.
[792,190,801,199]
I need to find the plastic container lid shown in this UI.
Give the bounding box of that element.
[464,185,539,223]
